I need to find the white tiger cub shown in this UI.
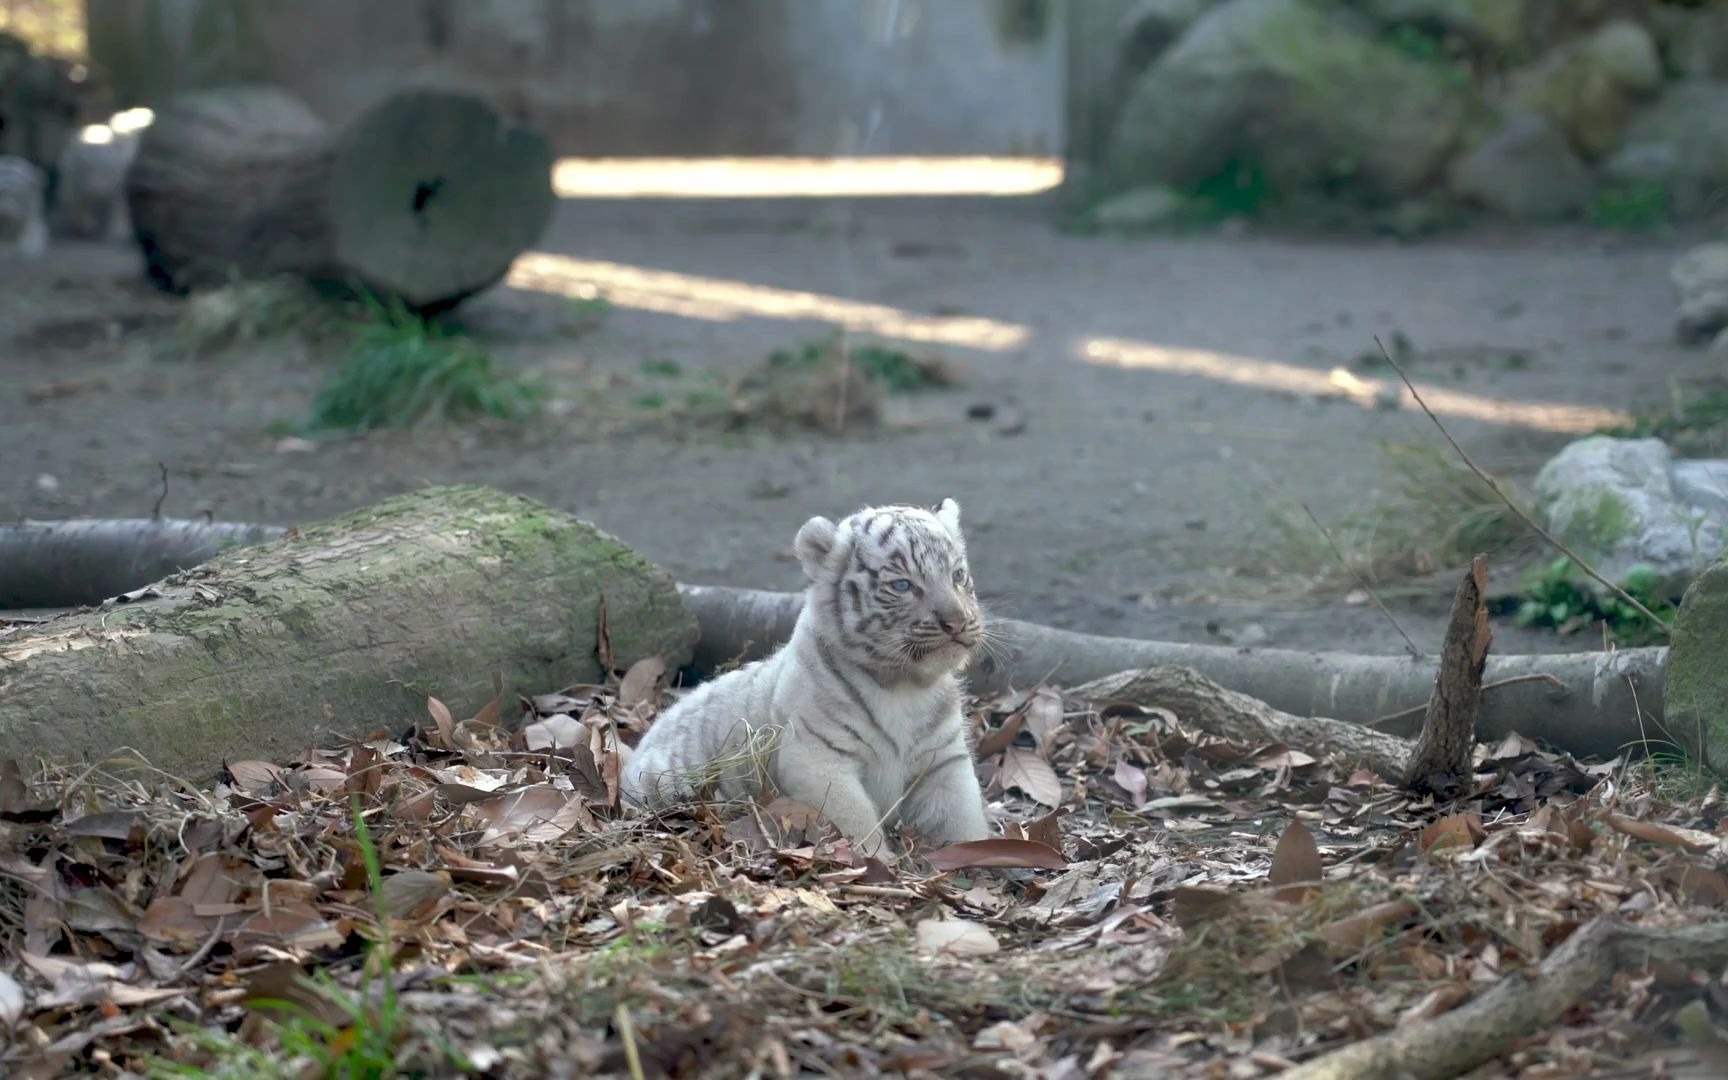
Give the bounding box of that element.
[621,498,992,858]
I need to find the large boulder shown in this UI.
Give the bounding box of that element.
[1605,82,1728,218]
[1507,18,1663,160]
[1353,0,1527,55]
[1671,243,1728,346]
[1533,437,1728,595]
[1650,3,1728,81]
[1665,556,1728,771]
[1447,110,1592,220]
[1105,0,1472,205]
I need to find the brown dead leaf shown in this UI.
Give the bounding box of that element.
[1026,808,1065,851]
[1317,899,1419,952]
[1269,818,1323,900]
[618,656,667,710]
[222,760,286,795]
[377,870,451,920]
[523,714,584,753]
[596,595,614,674]
[469,673,506,732]
[240,960,349,1028]
[975,710,1025,759]
[345,743,382,799]
[926,838,1066,870]
[1420,812,1486,855]
[1662,864,1728,908]
[64,811,146,844]
[1023,687,1065,749]
[1112,758,1149,806]
[1001,746,1062,808]
[1607,813,1718,851]
[473,784,593,845]
[426,696,458,749]
[916,918,1000,956]
[1170,885,1237,929]
[1401,984,1471,1024]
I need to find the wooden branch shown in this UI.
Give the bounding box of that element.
[1282,917,1728,1080]
[1070,666,1412,779]
[1404,556,1489,794]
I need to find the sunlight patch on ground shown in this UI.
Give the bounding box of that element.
[1080,336,1631,434]
[552,156,1063,199]
[509,252,1029,351]
[508,253,1633,434]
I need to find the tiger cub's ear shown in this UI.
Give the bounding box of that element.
[794,514,839,581]
[933,497,962,536]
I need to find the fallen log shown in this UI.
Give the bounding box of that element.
[1071,667,1412,778]
[0,519,282,608]
[0,528,1670,762]
[0,487,695,778]
[1282,917,1728,1080]
[125,84,555,310]
[678,586,1666,761]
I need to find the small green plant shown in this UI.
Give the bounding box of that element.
[1599,385,1728,444]
[147,800,464,1079]
[768,333,954,393]
[1588,180,1670,231]
[306,297,543,431]
[1513,557,1676,645]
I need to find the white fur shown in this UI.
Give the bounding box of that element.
[621,500,991,858]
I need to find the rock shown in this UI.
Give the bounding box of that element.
[1356,0,1526,54]
[1090,184,1190,229]
[1447,111,1592,220]
[1651,4,1728,81]
[0,154,47,256]
[1119,0,1219,65]
[1508,18,1662,159]
[1106,0,1471,204]
[1671,243,1728,346]
[1664,556,1728,770]
[1673,460,1728,518]
[1533,436,1728,593]
[49,108,150,242]
[1605,82,1728,218]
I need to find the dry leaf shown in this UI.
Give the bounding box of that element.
[1023,687,1065,749]
[1401,984,1470,1025]
[1112,759,1148,806]
[1001,746,1062,808]
[473,785,592,845]
[0,969,24,1027]
[1607,813,1717,851]
[426,696,458,748]
[223,760,285,794]
[377,870,452,920]
[916,918,1000,957]
[618,656,667,709]
[522,714,584,753]
[1269,819,1323,900]
[975,711,1026,759]
[926,838,1066,870]
[1317,900,1419,951]
[64,811,146,844]
[1420,812,1486,854]
[1026,808,1065,851]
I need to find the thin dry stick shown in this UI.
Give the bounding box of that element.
[1374,336,1671,636]
[1367,673,1563,728]
[1300,501,1422,658]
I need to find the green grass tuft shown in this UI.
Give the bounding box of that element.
[768,333,955,393]
[306,298,544,432]
[1588,180,1671,231]
[1512,557,1676,646]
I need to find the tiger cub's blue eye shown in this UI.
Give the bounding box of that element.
[890,578,913,592]
[952,568,966,584]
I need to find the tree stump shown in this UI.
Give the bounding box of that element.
[124,84,555,310]
[0,486,696,778]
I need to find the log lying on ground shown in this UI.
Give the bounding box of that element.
[125,84,554,310]
[678,586,1666,761]
[0,531,1669,762]
[0,487,695,778]
[1282,917,1728,1080]
[1072,667,1412,778]
[0,519,284,608]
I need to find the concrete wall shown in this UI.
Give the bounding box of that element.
[84,0,1065,157]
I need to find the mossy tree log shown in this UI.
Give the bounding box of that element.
[0,487,695,778]
[125,84,554,310]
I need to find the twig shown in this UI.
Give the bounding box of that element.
[614,1002,647,1080]
[151,462,169,519]
[1300,501,1421,658]
[1373,336,1671,636]
[1368,673,1562,728]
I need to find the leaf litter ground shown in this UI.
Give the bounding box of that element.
[5,654,1728,1077]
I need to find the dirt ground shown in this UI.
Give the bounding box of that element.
[0,193,1713,656]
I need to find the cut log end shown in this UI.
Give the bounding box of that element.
[326,89,556,310]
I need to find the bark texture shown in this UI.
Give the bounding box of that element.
[1071,666,1412,778]
[676,586,1666,760]
[1404,556,1490,793]
[124,84,554,309]
[0,519,285,608]
[0,486,695,778]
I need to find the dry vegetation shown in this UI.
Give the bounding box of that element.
[4,616,1727,1078]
